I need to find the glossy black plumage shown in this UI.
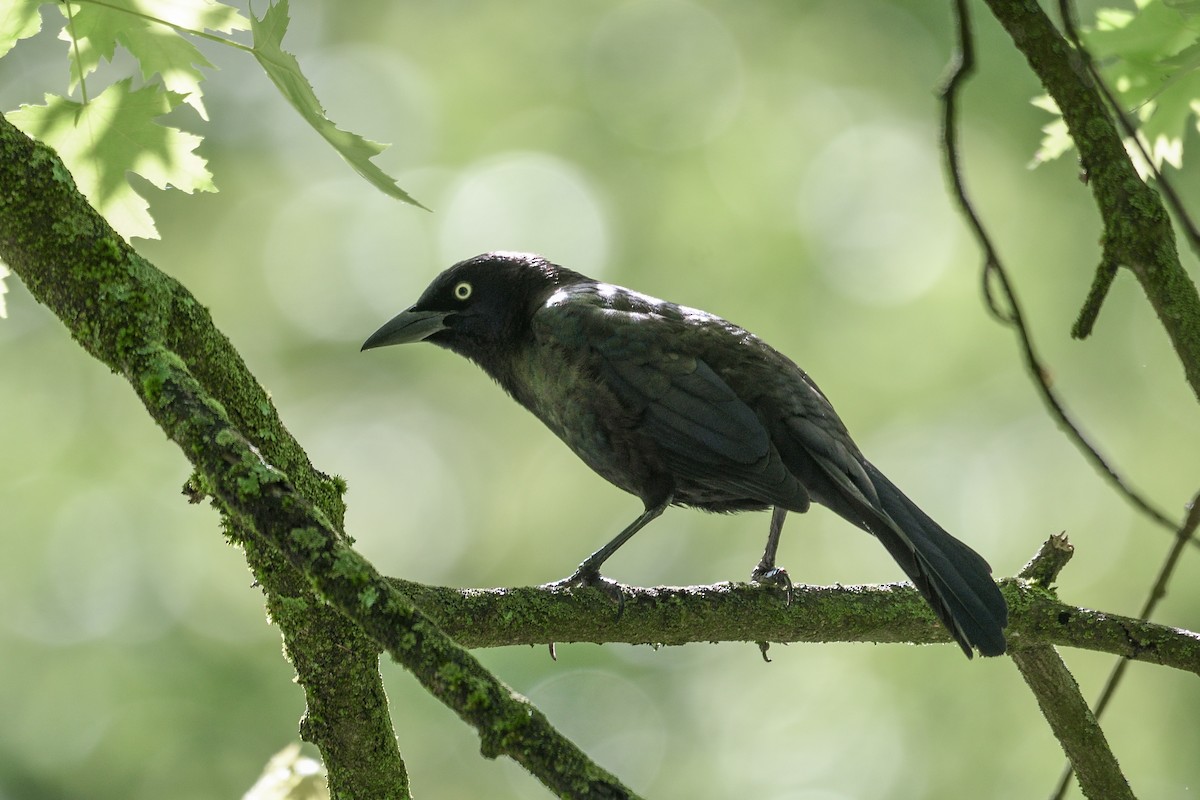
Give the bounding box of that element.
[363,252,1008,657]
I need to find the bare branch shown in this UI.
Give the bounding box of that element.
[1018,532,1074,586]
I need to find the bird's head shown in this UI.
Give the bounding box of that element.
[362,252,583,367]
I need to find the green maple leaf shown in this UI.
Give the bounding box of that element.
[59,0,248,119]
[1090,1,1198,68]
[250,0,426,208]
[0,0,43,59]
[0,0,42,320]
[1030,96,1076,166]
[1134,67,1200,168]
[9,80,215,240]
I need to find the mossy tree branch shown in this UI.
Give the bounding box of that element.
[383,572,1200,677]
[981,0,1200,401]
[142,346,642,799]
[1011,646,1135,800]
[0,113,410,800]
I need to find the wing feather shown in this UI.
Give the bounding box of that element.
[534,289,809,509]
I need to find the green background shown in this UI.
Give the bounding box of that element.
[2,1,1198,797]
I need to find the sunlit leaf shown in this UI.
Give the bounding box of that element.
[0,0,43,59]
[1035,0,1200,170]
[9,80,215,240]
[1029,95,1078,167]
[1032,116,1076,167]
[58,0,248,118]
[1138,69,1200,165]
[1090,0,1200,168]
[250,0,426,208]
[244,743,329,800]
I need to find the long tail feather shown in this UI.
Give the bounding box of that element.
[862,462,1008,657]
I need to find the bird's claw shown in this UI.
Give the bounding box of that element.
[542,568,627,617]
[751,564,794,606]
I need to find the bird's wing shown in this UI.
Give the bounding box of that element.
[534,288,807,507]
[605,352,767,465]
[774,404,881,511]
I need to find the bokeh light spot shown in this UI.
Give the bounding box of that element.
[263,177,442,342]
[797,122,957,306]
[16,489,140,644]
[586,0,744,151]
[437,152,609,274]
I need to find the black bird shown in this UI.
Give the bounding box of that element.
[363,252,1007,657]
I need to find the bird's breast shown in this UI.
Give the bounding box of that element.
[499,342,664,501]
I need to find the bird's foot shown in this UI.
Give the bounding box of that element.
[751,563,794,606]
[542,568,627,614]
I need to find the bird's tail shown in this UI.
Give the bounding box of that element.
[862,462,1008,658]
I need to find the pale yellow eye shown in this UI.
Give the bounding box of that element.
[453,281,472,301]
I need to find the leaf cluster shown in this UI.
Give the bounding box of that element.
[1034,0,1200,173]
[1,0,419,241]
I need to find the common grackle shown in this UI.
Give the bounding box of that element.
[363,252,1008,657]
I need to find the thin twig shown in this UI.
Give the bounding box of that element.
[939,0,1184,536]
[1017,532,1074,586]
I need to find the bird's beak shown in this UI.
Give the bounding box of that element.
[361,308,451,351]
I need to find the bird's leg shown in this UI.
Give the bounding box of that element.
[544,495,671,598]
[751,506,793,603]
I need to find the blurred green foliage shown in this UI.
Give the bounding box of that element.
[2,1,1199,798]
